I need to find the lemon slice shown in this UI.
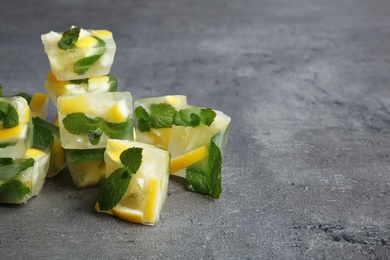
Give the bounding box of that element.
[144,178,160,224]
[170,145,209,174]
[111,206,144,224]
[58,94,90,114]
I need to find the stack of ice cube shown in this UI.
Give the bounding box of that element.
[41,26,125,188]
[0,96,50,204]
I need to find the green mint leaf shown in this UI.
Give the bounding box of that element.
[74,54,102,75]
[0,158,35,181]
[0,141,17,149]
[134,106,151,132]
[32,117,55,151]
[108,75,118,92]
[173,109,200,127]
[208,140,222,198]
[104,120,133,140]
[65,148,105,164]
[63,113,132,145]
[0,179,31,203]
[186,167,210,195]
[120,147,143,174]
[186,140,222,199]
[69,78,89,84]
[149,103,177,128]
[0,158,12,165]
[97,168,131,211]
[62,113,105,145]
[0,102,19,128]
[32,116,60,137]
[58,26,81,50]
[14,92,32,104]
[200,108,216,126]
[73,36,106,75]
[0,82,3,97]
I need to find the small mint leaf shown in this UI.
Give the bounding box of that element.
[149,103,176,128]
[120,147,143,173]
[200,108,216,126]
[173,109,200,127]
[0,179,31,203]
[134,106,151,132]
[97,168,131,211]
[58,26,81,50]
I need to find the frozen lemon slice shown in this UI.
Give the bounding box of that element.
[170,145,209,174]
[58,94,90,114]
[75,35,99,49]
[29,93,48,119]
[0,125,23,141]
[143,178,160,224]
[107,100,130,123]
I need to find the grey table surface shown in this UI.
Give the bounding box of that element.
[1,0,390,259]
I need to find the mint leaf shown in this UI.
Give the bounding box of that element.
[32,117,55,151]
[0,102,19,128]
[149,103,176,128]
[0,179,31,203]
[62,113,104,145]
[63,113,132,145]
[134,106,151,132]
[14,92,32,104]
[200,108,216,126]
[97,147,143,211]
[0,82,3,97]
[120,147,143,173]
[108,75,118,92]
[65,148,105,164]
[173,108,200,127]
[0,158,35,182]
[134,103,177,132]
[186,140,222,199]
[73,36,106,75]
[74,54,102,75]
[58,26,81,50]
[70,78,89,84]
[0,158,12,165]
[97,168,131,211]
[0,141,17,149]
[208,140,222,198]
[105,120,133,140]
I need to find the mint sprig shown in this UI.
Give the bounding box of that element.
[135,103,177,132]
[58,26,81,50]
[186,140,222,199]
[0,101,19,128]
[32,117,56,151]
[97,147,143,211]
[0,158,35,182]
[0,179,31,203]
[62,113,132,145]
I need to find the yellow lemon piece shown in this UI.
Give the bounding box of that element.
[25,148,45,158]
[143,178,160,224]
[29,93,48,110]
[59,94,90,114]
[91,30,112,37]
[107,101,129,123]
[170,145,209,174]
[88,75,109,84]
[46,72,69,87]
[111,205,144,224]
[0,125,22,141]
[105,139,130,163]
[75,35,98,49]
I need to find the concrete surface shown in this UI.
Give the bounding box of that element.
[1,0,390,259]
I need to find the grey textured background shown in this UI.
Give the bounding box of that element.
[1,0,390,259]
